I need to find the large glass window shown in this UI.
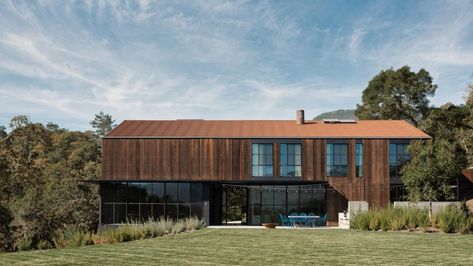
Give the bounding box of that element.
[101,182,205,224]
[150,183,165,203]
[247,185,326,225]
[165,183,178,202]
[280,144,302,177]
[178,183,190,203]
[252,144,273,176]
[326,143,348,176]
[355,143,363,177]
[389,143,410,177]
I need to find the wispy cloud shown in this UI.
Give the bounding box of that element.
[0,0,472,129]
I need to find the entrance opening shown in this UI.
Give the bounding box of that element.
[218,183,326,226]
[248,184,326,225]
[221,186,247,225]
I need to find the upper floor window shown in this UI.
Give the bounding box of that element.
[252,144,273,176]
[355,143,363,177]
[389,143,410,177]
[280,143,302,177]
[326,143,348,176]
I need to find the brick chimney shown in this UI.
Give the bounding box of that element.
[296,110,305,125]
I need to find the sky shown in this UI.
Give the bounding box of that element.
[1,0,473,131]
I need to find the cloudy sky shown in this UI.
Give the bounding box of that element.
[1,0,473,130]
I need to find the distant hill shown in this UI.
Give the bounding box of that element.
[313,109,357,120]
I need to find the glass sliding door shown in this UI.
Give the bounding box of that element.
[247,184,326,225]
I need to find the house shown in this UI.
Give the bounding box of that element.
[99,110,431,226]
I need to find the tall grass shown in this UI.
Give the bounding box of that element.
[15,236,33,252]
[436,205,470,233]
[94,217,205,244]
[52,225,94,248]
[351,206,430,231]
[351,205,472,234]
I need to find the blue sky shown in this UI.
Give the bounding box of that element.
[1,0,473,130]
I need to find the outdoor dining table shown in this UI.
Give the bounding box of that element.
[287,215,320,227]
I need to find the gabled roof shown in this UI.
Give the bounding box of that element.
[104,120,431,139]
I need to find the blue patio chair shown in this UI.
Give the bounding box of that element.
[316,213,328,226]
[289,212,298,227]
[307,212,317,227]
[279,213,291,226]
[298,212,307,226]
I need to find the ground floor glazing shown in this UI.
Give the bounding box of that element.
[100,181,327,225]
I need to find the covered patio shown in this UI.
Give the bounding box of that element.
[219,183,334,227]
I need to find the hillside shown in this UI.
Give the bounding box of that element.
[313,109,357,120]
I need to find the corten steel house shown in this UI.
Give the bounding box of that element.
[99,110,431,226]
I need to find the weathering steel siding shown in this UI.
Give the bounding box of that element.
[102,138,390,208]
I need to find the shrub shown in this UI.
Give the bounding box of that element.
[92,217,205,244]
[436,205,468,233]
[405,207,430,229]
[53,226,93,248]
[37,240,52,250]
[184,217,204,231]
[368,212,380,231]
[351,206,432,231]
[157,218,173,234]
[171,220,186,235]
[458,218,472,234]
[350,211,371,230]
[16,236,33,252]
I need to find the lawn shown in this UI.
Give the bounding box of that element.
[1,228,472,265]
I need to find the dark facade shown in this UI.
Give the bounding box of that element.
[99,114,434,225]
[100,136,426,225]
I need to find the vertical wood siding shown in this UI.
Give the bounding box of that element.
[102,138,390,208]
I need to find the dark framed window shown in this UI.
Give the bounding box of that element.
[326,143,348,176]
[355,143,363,177]
[178,183,190,203]
[190,183,203,203]
[247,185,326,225]
[150,183,165,203]
[127,182,145,203]
[165,183,178,202]
[101,182,204,224]
[252,144,273,176]
[280,144,302,177]
[389,143,410,177]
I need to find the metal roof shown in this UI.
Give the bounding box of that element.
[104,120,431,139]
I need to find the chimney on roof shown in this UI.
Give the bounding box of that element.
[296,110,305,125]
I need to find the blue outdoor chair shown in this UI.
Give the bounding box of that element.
[289,212,298,227]
[279,213,291,226]
[307,212,317,227]
[316,213,328,226]
[298,212,307,226]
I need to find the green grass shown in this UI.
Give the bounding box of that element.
[1,229,472,265]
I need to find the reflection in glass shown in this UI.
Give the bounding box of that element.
[280,143,302,177]
[251,144,273,176]
[326,143,348,176]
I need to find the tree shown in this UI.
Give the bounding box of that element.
[463,83,473,165]
[0,203,13,252]
[46,122,62,132]
[401,139,467,201]
[89,111,116,138]
[9,115,30,130]
[0,117,100,249]
[355,66,437,127]
[0,126,7,140]
[421,103,472,141]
